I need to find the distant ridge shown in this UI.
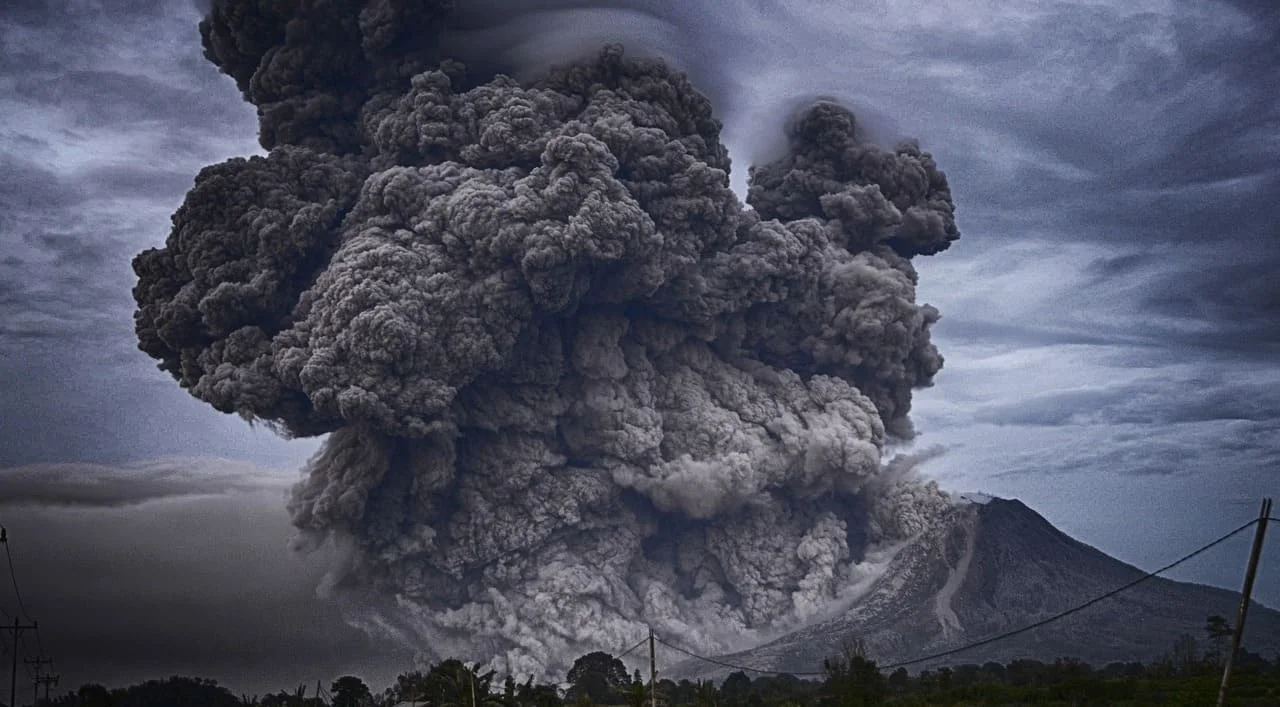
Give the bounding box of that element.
[672,497,1279,678]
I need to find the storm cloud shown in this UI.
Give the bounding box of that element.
[132,0,959,676]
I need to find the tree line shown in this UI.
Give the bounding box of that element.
[16,616,1280,707]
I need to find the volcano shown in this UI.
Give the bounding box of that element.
[670,496,1280,677]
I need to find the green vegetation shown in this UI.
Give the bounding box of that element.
[24,627,1280,707]
[25,651,1280,707]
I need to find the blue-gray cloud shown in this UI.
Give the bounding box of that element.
[973,375,1280,428]
[0,457,288,507]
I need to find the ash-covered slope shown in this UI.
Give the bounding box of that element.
[671,497,1280,677]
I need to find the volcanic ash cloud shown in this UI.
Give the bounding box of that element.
[133,0,960,676]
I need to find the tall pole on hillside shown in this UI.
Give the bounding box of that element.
[1217,497,1271,707]
[649,626,658,707]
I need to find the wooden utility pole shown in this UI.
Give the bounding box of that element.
[26,657,52,706]
[648,626,657,707]
[1217,497,1271,707]
[2,618,37,707]
[34,673,58,706]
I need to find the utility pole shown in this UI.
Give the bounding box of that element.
[648,626,657,707]
[2,618,37,707]
[34,673,58,706]
[1217,497,1271,707]
[469,665,477,707]
[25,657,52,706]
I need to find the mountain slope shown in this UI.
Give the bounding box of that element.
[671,498,1279,678]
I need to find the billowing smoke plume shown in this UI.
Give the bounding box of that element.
[133,0,959,676]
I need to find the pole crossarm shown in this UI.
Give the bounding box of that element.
[26,657,53,706]
[35,672,59,706]
[2,619,37,707]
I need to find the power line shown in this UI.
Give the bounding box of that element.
[25,656,52,689]
[0,528,10,621]
[0,526,45,660]
[653,634,824,677]
[616,636,649,660]
[2,532,33,621]
[1,524,52,704]
[18,635,36,680]
[654,517,1265,677]
[879,516,1262,669]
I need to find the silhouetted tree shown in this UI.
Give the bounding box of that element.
[78,684,113,707]
[821,641,885,707]
[566,652,629,704]
[935,667,952,692]
[751,673,814,706]
[391,670,429,705]
[331,676,373,707]
[260,684,323,707]
[426,660,499,707]
[111,676,240,707]
[951,664,982,688]
[886,668,908,693]
[672,680,698,706]
[1206,614,1233,666]
[499,675,517,707]
[1006,659,1046,687]
[624,672,648,707]
[694,680,718,707]
[1051,657,1091,681]
[979,661,1006,684]
[720,671,752,707]
[514,676,562,707]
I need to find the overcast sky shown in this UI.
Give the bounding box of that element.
[1,0,1278,698]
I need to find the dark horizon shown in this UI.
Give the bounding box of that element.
[2,491,1275,698]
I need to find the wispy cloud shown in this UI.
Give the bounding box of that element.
[0,457,292,507]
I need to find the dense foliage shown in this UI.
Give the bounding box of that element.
[26,629,1280,707]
